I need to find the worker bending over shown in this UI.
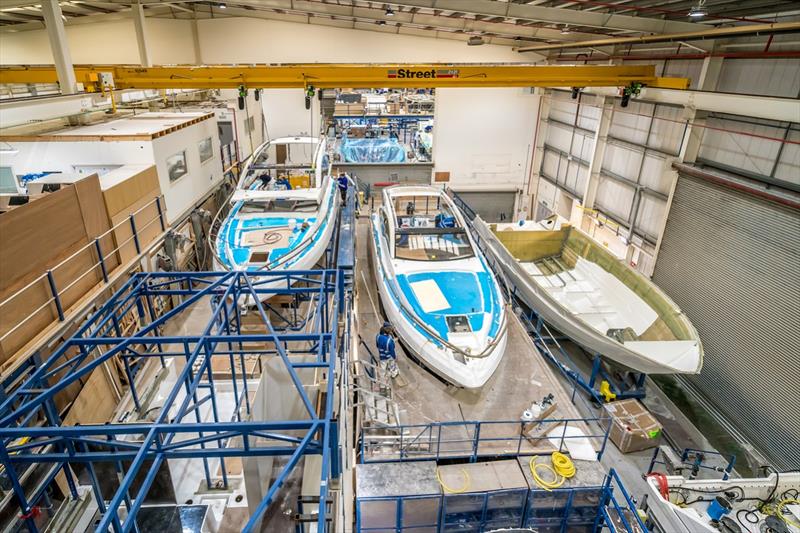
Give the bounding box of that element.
[376,322,399,379]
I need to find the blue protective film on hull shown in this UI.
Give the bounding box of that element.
[340,137,407,163]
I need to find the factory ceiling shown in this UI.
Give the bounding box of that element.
[0,0,798,54]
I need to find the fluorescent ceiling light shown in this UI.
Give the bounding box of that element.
[688,1,708,18]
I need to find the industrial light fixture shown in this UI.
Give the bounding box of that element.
[688,0,708,18]
[385,7,394,16]
[218,2,227,8]
[571,87,580,99]
[377,19,386,25]
[468,35,485,46]
[560,25,571,35]
[0,142,18,156]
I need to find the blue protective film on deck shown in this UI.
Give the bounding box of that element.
[340,137,407,163]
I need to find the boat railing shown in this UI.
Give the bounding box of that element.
[360,413,612,463]
[0,196,167,360]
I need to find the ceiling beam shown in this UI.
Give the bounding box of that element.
[378,0,707,33]
[517,21,800,51]
[53,0,708,33]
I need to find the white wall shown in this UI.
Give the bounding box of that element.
[151,119,224,221]
[3,140,155,174]
[433,88,540,190]
[197,17,530,64]
[0,19,196,65]
[1,16,532,66]
[3,119,223,223]
[217,89,266,162]
[260,89,322,140]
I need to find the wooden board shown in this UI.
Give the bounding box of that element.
[0,176,113,361]
[102,166,161,219]
[109,193,164,264]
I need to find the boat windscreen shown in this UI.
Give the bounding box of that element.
[395,228,474,261]
[238,198,318,214]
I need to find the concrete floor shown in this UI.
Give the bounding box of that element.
[102,198,731,531]
[350,199,730,509]
[354,213,598,459]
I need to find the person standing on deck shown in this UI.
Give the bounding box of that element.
[337,172,349,201]
[376,322,399,379]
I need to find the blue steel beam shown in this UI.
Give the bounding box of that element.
[0,192,352,532]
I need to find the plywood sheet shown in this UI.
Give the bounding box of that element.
[110,194,164,264]
[102,166,161,219]
[0,186,86,294]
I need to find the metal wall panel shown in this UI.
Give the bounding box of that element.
[716,58,800,98]
[454,191,516,223]
[653,173,800,469]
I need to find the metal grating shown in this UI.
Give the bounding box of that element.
[652,173,800,470]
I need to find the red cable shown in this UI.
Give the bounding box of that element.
[647,473,670,500]
[19,506,40,520]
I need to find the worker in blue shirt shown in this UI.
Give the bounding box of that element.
[376,322,399,379]
[337,172,349,201]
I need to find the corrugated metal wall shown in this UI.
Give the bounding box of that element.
[454,191,516,222]
[653,173,800,469]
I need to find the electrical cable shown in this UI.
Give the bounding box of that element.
[776,499,800,528]
[435,467,470,494]
[647,472,670,500]
[529,452,576,491]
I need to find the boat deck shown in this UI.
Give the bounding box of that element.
[354,211,603,458]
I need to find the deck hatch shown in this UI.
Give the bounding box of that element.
[446,315,472,333]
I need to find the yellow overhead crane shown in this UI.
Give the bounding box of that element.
[0,63,690,91]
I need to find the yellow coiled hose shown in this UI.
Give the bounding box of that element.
[529,452,576,491]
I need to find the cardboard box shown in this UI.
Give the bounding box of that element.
[604,399,662,453]
[334,102,365,115]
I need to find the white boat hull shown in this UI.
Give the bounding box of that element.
[473,217,701,375]
[369,195,507,389]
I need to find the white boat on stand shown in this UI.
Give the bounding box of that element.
[212,136,339,299]
[473,215,703,375]
[370,186,508,389]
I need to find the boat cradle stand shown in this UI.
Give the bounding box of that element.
[446,188,647,406]
[515,301,647,405]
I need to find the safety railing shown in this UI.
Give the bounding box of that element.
[356,467,646,533]
[598,468,650,532]
[361,414,612,463]
[648,446,736,480]
[0,196,166,358]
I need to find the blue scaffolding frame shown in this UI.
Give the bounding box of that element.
[0,268,344,532]
[355,468,648,532]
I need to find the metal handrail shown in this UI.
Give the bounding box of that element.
[0,196,166,344]
[361,413,612,463]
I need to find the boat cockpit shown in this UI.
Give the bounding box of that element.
[385,193,474,261]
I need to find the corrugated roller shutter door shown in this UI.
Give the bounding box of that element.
[653,174,800,469]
